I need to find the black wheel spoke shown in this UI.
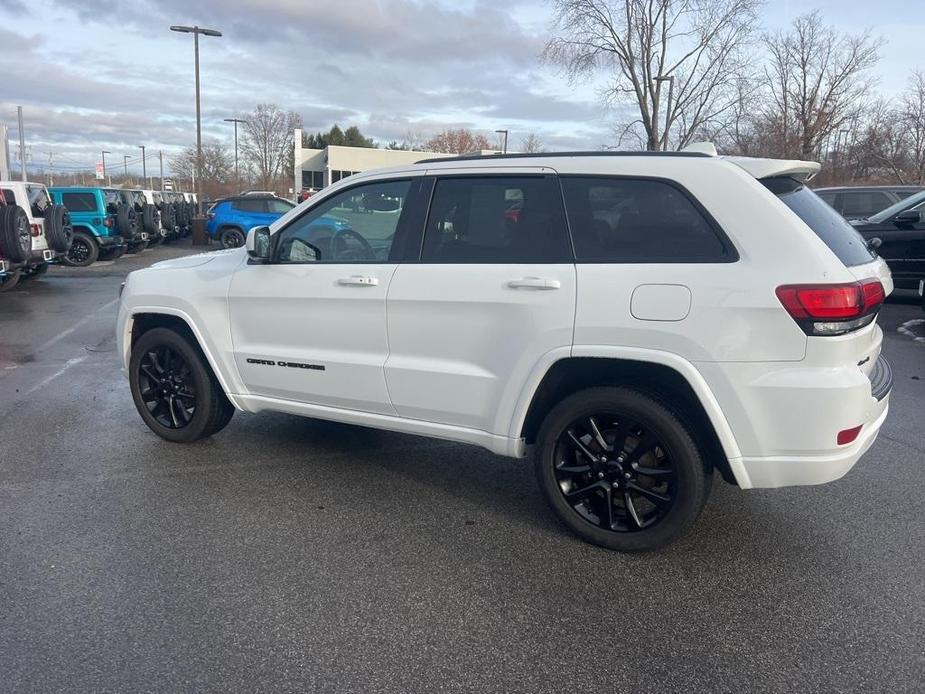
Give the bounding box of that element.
[627,432,659,462]
[556,461,591,474]
[565,480,605,501]
[566,430,599,464]
[627,482,671,506]
[587,416,610,451]
[140,364,162,385]
[633,464,673,477]
[624,490,643,528]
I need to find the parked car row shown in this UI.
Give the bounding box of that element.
[0,183,201,290]
[49,188,199,267]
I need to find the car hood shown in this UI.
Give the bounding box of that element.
[149,248,241,270]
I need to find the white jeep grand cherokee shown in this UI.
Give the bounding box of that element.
[117,148,893,551]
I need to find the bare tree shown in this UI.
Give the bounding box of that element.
[519,133,546,153]
[763,12,879,159]
[425,128,493,154]
[900,70,925,184]
[545,0,760,151]
[241,104,302,190]
[169,142,234,184]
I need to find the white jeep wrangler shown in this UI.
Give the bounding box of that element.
[117,148,893,551]
[0,181,73,291]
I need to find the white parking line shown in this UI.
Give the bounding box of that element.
[23,355,89,396]
[35,298,119,354]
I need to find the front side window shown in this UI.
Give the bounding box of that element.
[421,176,570,263]
[26,185,52,217]
[840,191,892,218]
[561,177,729,262]
[62,192,98,212]
[275,179,412,263]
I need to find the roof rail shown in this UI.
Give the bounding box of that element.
[414,150,713,164]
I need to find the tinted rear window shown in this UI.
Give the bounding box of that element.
[762,177,874,267]
[62,192,98,212]
[560,177,731,262]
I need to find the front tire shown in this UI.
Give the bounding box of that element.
[220,227,246,249]
[129,327,235,443]
[535,387,711,552]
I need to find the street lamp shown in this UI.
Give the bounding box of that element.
[139,145,146,183]
[224,117,247,190]
[170,24,222,210]
[654,75,675,151]
[101,150,110,186]
[123,154,130,181]
[495,129,509,154]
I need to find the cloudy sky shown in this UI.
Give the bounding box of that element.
[1,0,922,177]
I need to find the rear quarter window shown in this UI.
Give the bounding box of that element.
[762,177,875,267]
[560,176,733,262]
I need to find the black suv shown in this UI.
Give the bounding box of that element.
[850,190,925,290]
[814,185,923,221]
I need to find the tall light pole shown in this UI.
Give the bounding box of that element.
[495,129,509,154]
[17,106,26,182]
[654,75,675,151]
[224,117,247,190]
[123,155,130,182]
[101,150,111,186]
[139,145,146,183]
[170,24,222,210]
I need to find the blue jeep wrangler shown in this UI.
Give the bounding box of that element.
[49,187,127,266]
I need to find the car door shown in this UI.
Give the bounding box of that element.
[869,204,925,286]
[228,175,424,414]
[384,170,576,435]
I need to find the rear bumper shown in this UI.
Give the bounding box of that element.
[740,394,889,488]
[98,234,126,248]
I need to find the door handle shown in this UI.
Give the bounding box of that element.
[337,275,379,286]
[507,277,561,290]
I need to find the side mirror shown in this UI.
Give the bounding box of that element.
[894,209,921,227]
[246,226,272,262]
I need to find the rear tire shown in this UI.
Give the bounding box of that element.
[62,231,99,267]
[534,386,711,552]
[129,327,235,443]
[0,269,21,292]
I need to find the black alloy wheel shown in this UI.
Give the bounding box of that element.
[65,232,98,266]
[535,387,711,552]
[552,412,676,532]
[137,344,197,429]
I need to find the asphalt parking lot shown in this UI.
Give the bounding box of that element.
[1,244,923,693]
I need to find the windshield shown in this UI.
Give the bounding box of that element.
[762,176,875,267]
[868,189,925,223]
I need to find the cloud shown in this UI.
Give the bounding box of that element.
[1,0,609,171]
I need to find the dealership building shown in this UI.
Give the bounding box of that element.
[293,128,455,194]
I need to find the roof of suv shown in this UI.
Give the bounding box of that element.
[813,185,923,192]
[406,149,821,183]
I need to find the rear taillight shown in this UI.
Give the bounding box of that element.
[776,280,885,336]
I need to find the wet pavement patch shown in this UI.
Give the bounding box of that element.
[898,319,925,343]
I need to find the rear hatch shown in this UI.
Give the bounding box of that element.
[758,173,890,393]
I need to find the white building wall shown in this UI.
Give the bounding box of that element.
[293,128,454,193]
